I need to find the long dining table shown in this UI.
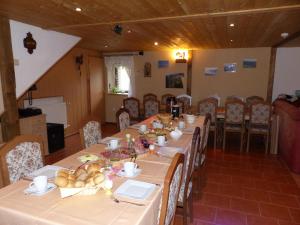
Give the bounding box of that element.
[0,115,204,225]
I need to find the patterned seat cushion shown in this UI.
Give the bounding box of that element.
[83,121,102,148]
[198,102,216,123]
[178,181,192,203]
[124,99,139,119]
[5,142,43,183]
[144,100,159,118]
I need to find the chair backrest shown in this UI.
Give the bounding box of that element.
[80,121,102,148]
[226,95,245,102]
[144,99,160,118]
[116,108,130,131]
[197,98,218,123]
[123,97,140,120]
[178,127,200,203]
[0,135,45,186]
[143,93,157,103]
[224,100,245,124]
[201,114,211,151]
[159,153,184,225]
[246,96,264,106]
[176,94,192,106]
[161,94,175,105]
[249,102,272,126]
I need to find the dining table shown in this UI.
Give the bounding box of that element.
[0,115,205,225]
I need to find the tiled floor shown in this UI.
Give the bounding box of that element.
[175,149,300,225]
[45,123,300,225]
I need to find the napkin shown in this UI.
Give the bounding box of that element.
[157,147,183,158]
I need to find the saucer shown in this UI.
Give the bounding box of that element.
[154,141,168,147]
[24,183,56,196]
[117,168,142,178]
[105,145,121,151]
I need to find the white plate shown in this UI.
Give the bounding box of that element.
[27,165,64,179]
[104,145,122,151]
[99,137,122,145]
[78,154,99,163]
[114,179,156,200]
[24,183,56,196]
[117,168,142,178]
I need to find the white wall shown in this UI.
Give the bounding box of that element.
[272,47,300,100]
[10,20,81,98]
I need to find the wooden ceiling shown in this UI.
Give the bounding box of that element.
[1,0,300,51]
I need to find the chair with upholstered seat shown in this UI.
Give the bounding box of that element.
[80,121,102,148]
[226,95,245,102]
[176,94,192,113]
[223,100,246,152]
[197,98,218,149]
[246,96,264,107]
[116,108,130,131]
[123,97,141,123]
[0,135,45,186]
[143,93,157,103]
[177,127,200,225]
[158,153,184,225]
[247,102,272,153]
[144,99,160,118]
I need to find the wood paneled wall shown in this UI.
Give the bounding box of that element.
[18,47,105,136]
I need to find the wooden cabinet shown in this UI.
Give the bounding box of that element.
[19,114,49,155]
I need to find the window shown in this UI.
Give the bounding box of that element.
[114,65,130,93]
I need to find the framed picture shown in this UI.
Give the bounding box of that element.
[243,58,256,68]
[166,73,184,88]
[224,63,237,73]
[158,60,169,68]
[204,67,218,76]
[144,62,151,77]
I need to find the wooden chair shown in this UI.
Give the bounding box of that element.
[116,108,130,131]
[226,95,245,102]
[161,94,175,113]
[158,153,184,225]
[246,96,264,107]
[176,94,192,114]
[123,97,141,123]
[247,102,272,153]
[197,98,218,149]
[143,93,157,103]
[0,135,45,186]
[177,127,200,225]
[223,100,246,152]
[144,99,160,118]
[79,121,102,148]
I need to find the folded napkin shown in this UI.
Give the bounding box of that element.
[129,124,142,129]
[157,147,183,158]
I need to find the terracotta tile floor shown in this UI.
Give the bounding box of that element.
[45,123,300,225]
[175,149,300,225]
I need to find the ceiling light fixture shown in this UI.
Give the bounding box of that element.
[281,32,289,39]
[127,30,132,33]
[230,39,234,42]
[154,42,158,46]
[75,7,82,12]
[104,45,108,48]
[229,23,235,27]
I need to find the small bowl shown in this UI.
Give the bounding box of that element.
[170,130,182,140]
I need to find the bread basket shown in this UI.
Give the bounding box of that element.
[157,114,172,126]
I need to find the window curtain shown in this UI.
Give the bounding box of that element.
[104,56,135,97]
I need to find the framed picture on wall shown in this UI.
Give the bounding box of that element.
[224,63,237,73]
[204,67,218,76]
[158,60,169,68]
[144,62,151,77]
[243,58,256,68]
[165,73,184,88]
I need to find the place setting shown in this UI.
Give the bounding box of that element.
[24,175,56,196]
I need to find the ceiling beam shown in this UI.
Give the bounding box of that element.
[48,4,300,30]
[273,30,300,48]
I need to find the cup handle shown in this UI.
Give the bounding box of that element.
[29,182,35,188]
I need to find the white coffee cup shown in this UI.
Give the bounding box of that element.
[139,124,147,133]
[30,175,48,193]
[178,121,185,129]
[124,162,137,177]
[157,135,166,146]
[108,139,119,150]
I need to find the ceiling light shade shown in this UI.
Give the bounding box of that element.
[229,23,235,27]
[174,49,188,63]
[154,42,158,46]
[281,32,289,39]
[75,7,82,12]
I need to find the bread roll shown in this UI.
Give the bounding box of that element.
[76,173,88,181]
[54,176,68,187]
[93,174,104,185]
[87,163,99,174]
[85,177,95,187]
[68,174,76,181]
[75,168,86,177]
[57,170,69,178]
[66,180,75,188]
[74,180,85,188]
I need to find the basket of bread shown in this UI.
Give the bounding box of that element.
[54,163,106,198]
